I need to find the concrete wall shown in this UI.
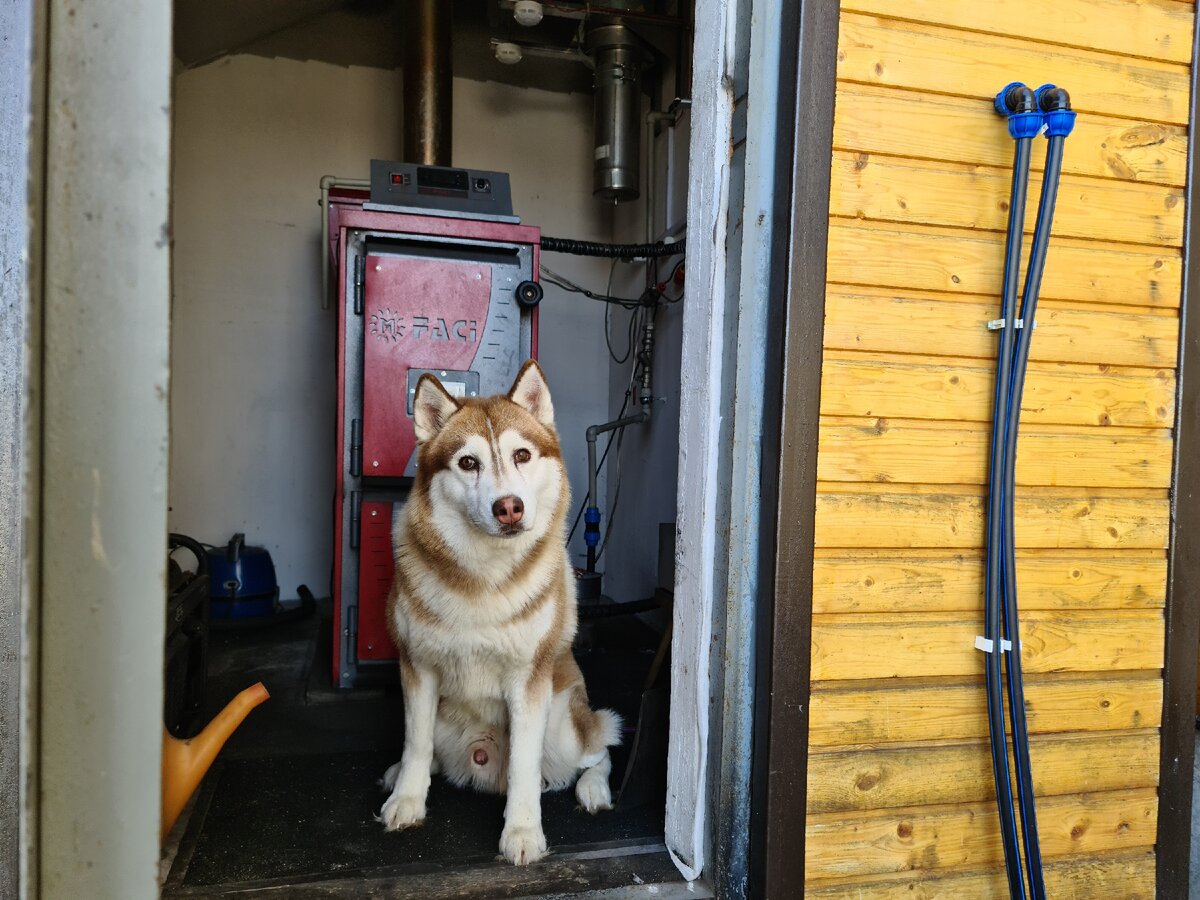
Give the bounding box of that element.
[169,56,614,590]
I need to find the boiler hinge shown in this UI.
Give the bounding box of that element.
[353,255,365,315]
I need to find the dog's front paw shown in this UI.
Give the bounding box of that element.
[575,767,613,813]
[499,822,548,865]
[377,791,426,831]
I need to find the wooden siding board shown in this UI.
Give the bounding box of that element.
[841,0,1194,64]
[829,151,1186,247]
[812,550,1168,614]
[808,675,1163,746]
[823,288,1181,368]
[826,219,1183,308]
[810,610,1165,680]
[806,731,1161,814]
[804,851,1156,899]
[838,13,1190,125]
[820,355,1176,429]
[813,489,1171,549]
[816,419,1174,488]
[834,83,1188,186]
[805,788,1158,882]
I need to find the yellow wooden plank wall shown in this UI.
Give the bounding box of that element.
[806,1,1193,895]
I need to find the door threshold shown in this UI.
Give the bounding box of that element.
[162,839,712,899]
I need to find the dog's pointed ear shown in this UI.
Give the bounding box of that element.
[413,374,461,442]
[508,359,555,427]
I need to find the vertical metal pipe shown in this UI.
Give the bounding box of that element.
[403,0,452,166]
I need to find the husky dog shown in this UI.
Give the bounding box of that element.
[378,360,621,865]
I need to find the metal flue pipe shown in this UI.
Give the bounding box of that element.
[403,0,452,166]
[587,22,644,203]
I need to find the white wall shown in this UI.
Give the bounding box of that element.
[453,78,615,566]
[601,103,689,605]
[170,55,614,592]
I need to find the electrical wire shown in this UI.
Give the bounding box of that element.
[540,264,644,309]
[604,259,637,364]
[662,257,685,303]
[597,302,660,562]
[540,234,685,259]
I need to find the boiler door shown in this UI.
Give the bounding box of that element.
[361,255,491,477]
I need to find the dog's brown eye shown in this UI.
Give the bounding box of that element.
[513,448,531,464]
[458,455,479,471]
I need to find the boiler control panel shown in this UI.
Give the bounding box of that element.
[366,159,516,222]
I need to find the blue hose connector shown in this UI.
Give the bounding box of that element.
[1042,109,1075,137]
[993,82,1026,116]
[1036,84,1076,137]
[994,82,1042,140]
[584,507,601,547]
[1008,112,1043,140]
[1034,84,1060,106]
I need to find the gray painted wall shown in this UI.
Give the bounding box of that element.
[168,57,617,592]
[0,1,33,895]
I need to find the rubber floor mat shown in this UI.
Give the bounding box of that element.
[173,747,663,888]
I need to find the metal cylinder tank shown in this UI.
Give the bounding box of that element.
[588,23,643,203]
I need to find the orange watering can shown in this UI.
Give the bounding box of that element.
[161,681,269,840]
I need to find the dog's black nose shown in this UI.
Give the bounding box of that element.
[492,495,524,525]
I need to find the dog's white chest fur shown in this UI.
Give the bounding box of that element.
[397,590,556,705]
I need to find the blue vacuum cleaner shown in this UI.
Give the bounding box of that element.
[987,83,1076,900]
[205,533,315,627]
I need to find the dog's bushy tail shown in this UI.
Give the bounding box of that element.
[593,708,623,750]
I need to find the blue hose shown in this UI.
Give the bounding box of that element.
[986,81,1037,900]
[999,84,1074,900]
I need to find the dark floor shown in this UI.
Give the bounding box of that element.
[161,600,683,898]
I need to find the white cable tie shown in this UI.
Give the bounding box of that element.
[1014,318,1024,329]
[975,636,1016,654]
[987,318,1006,331]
